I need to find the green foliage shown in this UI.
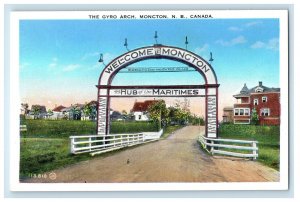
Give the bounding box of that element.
[251,108,259,125]
[219,124,280,170]
[148,100,169,124]
[82,104,92,118]
[21,119,97,138]
[160,125,183,139]
[20,138,92,176]
[110,121,158,133]
[20,119,158,138]
[47,109,53,117]
[219,124,279,137]
[32,105,41,119]
[189,116,205,126]
[19,120,159,177]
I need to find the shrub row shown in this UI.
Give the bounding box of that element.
[21,120,158,138]
[219,124,280,136]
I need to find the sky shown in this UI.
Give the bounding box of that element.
[19,18,280,119]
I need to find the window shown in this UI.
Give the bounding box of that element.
[255,87,263,93]
[138,115,142,120]
[245,109,250,116]
[262,96,267,103]
[261,108,270,116]
[234,108,250,116]
[254,99,258,106]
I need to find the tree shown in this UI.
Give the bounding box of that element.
[70,105,81,120]
[83,104,92,120]
[47,109,53,118]
[121,110,128,120]
[21,103,29,115]
[32,105,41,119]
[251,108,259,125]
[148,100,169,130]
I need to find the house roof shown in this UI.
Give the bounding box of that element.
[223,107,233,111]
[61,104,84,112]
[131,100,160,112]
[52,105,66,112]
[233,81,280,98]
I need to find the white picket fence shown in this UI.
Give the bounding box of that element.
[70,130,163,156]
[20,125,27,132]
[198,135,258,160]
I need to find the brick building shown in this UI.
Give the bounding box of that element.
[233,81,280,125]
[222,107,234,123]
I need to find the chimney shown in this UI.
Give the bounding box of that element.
[259,81,262,87]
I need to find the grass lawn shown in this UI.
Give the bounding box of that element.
[219,124,280,170]
[20,120,182,178]
[20,138,92,178]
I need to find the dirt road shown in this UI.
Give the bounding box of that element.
[25,126,279,183]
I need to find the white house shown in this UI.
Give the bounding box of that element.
[131,100,159,121]
[49,105,66,119]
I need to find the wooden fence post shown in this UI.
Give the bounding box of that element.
[70,137,75,154]
[89,137,92,151]
[252,142,257,160]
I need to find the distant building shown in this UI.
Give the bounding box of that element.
[110,111,123,121]
[61,104,84,120]
[222,107,233,123]
[50,105,66,119]
[131,100,160,121]
[233,81,280,125]
[27,105,47,119]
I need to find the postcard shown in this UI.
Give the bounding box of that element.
[9,10,288,191]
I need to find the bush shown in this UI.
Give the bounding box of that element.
[20,119,158,138]
[110,121,158,133]
[219,124,279,137]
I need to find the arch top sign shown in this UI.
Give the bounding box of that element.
[99,45,218,86]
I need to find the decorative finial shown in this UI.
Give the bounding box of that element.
[185,36,189,50]
[124,38,129,51]
[98,53,106,66]
[209,52,214,64]
[98,53,103,63]
[154,31,158,44]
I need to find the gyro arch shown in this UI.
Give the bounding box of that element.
[97,45,219,138]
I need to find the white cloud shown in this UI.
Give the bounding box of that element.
[251,41,265,49]
[228,26,243,32]
[195,44,209,54]
[62,64,80,72]
[48,57,58,69]
[266,38,279,50]
[215,36,247,46]
[250,38,279,51]
[245,21,262,27]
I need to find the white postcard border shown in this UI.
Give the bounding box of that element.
[9,10,289,191]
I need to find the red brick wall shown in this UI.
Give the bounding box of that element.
[260,118,280,125]
[241,97,249,103]
[250,93,280,125]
